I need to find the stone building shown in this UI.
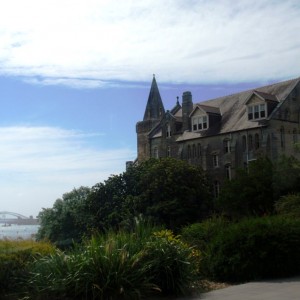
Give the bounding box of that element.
[136,75,300,195]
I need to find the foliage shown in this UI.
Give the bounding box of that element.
[84,174,133,233]
[126,158,212,230]
[275,193,300,218]
[26,223,198,299]
[217,157,274,218]
[203,216,300,282]
[36,186,91,246]
[0,240,55,296]
[181,216,229,252]
[83,158,212,235]
[272,155,300,197]
[144,229,200,295]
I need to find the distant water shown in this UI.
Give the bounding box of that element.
[0,224,40,240]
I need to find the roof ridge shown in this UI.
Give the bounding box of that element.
[195,76,300,105]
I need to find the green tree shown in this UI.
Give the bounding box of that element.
[36,186,91,245]
[127,158,212,229]
[273,155,300,198]
[84,174,133,232]
[217,157,274,218]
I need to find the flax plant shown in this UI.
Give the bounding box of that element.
[26,223,198,299]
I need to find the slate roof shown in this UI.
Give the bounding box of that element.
[176,77,300,142]
[143,75,165,121]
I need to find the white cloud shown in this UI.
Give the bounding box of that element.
[0,0,299,87]
[0,126,135,216]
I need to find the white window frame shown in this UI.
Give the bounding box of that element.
[153,147,159,158]
[225,164,231,180]
[167,146,171,157]
[248,103,266,120]
[223,139,231,153]
[166,123,171,138]
[213,154,219,167]
[192,115,208,131]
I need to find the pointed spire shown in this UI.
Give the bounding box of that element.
[143,75,165,121]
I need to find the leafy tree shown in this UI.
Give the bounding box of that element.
[36,186,91,245]
[127,158,212,229]
[273,155,300,198]
[217,157,274,218]
[84,174,133,232]
[37,158,212,243]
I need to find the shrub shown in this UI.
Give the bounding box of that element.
[275,193,300,218]
[144,229,199,295]
[0,240,55,296]
[204,216,300,282]
[181,217,229,252]
[26,225,198,299]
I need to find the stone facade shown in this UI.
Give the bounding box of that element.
[135,76,300,195]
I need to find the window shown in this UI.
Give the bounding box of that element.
[284,109,290,121]
[280,127,285,149]
[213,154,219,167]
[248,134,253,150]
[166,123,171,138]
[225,164,231,180]
[197,143,202,158]
[223,139,231,153]
[293,129,298,144]
[214,181,220,198]
[192,144,196,158]
[167,146,171,157]
[187,145,191,159]
[153,147,159,158]
[242,135,247,152]
[248,103,266,120]
[254,133,260,149]
[192,115,208,131]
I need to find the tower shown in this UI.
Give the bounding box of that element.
[136,75,165,162]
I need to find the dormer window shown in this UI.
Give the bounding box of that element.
[248,103,266,120]
[192,115,208,131]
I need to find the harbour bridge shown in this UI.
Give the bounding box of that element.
[0,211,39,225]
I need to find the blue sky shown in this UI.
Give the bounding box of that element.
[0,0,299,217]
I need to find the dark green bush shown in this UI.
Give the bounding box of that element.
[181,216,229,252]
[275,193,300,218]
[204,216,300,282]
[26,225,198,299]
[0,240,55,296]
[143,229,198,296]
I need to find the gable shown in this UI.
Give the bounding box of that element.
[246,94,265,105]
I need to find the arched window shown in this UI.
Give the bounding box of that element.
[225,164,231,180]
[192,144,196,158]
[153,147,158,158]
[214,181,220,198]
[197,143,202,158]
[187,145,191,159]
[223,139,230,153]
[254,133,260,149]
[248,134,253,150]
[293,128,298,144]
[212,153,219,167]
[167,146,171,157]
[280,127,285,149]
[242,135,247,152]
[284,109,290,121]
[166,123,171,138]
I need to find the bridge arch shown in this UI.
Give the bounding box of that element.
[0,211,29,219]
